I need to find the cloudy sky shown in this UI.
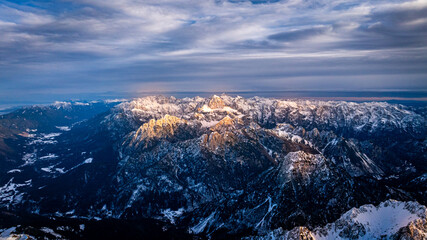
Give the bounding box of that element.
[1,0,427,104]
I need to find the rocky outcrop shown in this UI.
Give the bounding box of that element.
[202,131,238,152]
[248,200,427,239]
[393,218,427,240]
[277,151,327,184]
[208,95,226,109]
[210,115,244,132]
[129,115,185,143]
[124,114,193,150]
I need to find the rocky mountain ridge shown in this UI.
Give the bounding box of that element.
[246,200,427,239]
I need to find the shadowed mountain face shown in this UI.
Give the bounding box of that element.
[0,95,426,239]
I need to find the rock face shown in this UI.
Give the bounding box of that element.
[394,218,427,240]
[208,95,226,109]
[246,200,427,240]
[125,114,189,149]
[0,95,426,239]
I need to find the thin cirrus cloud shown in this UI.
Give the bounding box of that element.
[0,0,426,104]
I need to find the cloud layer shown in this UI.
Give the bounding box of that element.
[0,0,426,102]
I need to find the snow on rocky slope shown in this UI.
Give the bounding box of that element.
[246,200,427,240]
[115,95,425,137]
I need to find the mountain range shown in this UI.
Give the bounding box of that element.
[0,95,426,239]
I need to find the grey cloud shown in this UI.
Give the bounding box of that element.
[330,4,427,51]
[268,26,329,42]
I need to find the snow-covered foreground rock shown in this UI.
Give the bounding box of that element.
[0,95,425,239]
[247,200,427,240]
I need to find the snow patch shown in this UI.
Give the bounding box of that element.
[200,120,220,128]
[126,183,148,208]
[40,227,62,238]
[21,152,37,166]
[161,208,185,224]
[39,154,58,160]
[28,132,61,145]
[0,178,32,207]
[313,200,426,239]
[41,133,62,139]
[0,227,16,239]
[56,126,71,131]
[190,211,216,234]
